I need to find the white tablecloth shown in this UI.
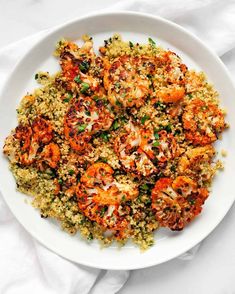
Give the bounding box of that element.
[0,0,235,293]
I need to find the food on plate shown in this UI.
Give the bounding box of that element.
[3,34,227,249]
[151,176,209,230]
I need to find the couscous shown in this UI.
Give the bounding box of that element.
[3,34,227,249]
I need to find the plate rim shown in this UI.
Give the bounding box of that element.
[0,10,235,270]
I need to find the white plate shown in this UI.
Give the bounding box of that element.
[0,11,234,270]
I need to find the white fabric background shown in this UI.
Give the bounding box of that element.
[0,0,235,293]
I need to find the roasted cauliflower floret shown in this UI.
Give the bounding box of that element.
[64,96,114,152]
[151,176,208,230]
[182,98,225,145]
[76,163,139,236]
[103,55,153,108]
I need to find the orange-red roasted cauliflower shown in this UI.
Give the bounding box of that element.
[76,162,139,235]
[59,39,102,93]
[114,121,180,176]
[103,55,154,108]
[4,117,54,166]
[64,96,114,152]
[182,98,225,145]
[151,176,209,230]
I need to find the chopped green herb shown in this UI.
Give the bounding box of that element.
[153,141,160,147]
[188,93,193,99]
[154,101,165,109]
[112,120,119,130]
[100,157,108,163]
[77,173,81,182]
[128,98,133,102]
[85,110,91,116]
[63,92,73,103]
[137,196,142,203]
[100,207,106,217]
[175,129,181,135]
[155,101,162,107]
[87,233,93,240]
[154,132,159,139]
[77,124,87,133]
[170,165,176,172]
[47,170,56,178]
[120,116,128,123]
[121,195,126,202]
[102,98,108,105]
[67,92,73,99]
[74,75,82,83]
[140,184,149,191]
[148,37,156,47]
[115,100,122,107]
[129,41,134,48]
[58,179,63,184]
[164,124,172,133]
[79,60,90,73]
[189,199,195,205]
[68,169,75,176]
[34,73,39,80]
[79,218,85,225]
[141,115,150,124]
[100,132,110,142]
[141,195,152,204]
[115,82,121,89]
[80,82,90,94]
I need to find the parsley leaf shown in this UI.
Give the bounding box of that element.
[77,124,87,133]
[153,141,160,147]
[148,37,156,47]
[80,82,90,94]
[74,75,82,83]
[79,60,90,73]
[141,115,150,124]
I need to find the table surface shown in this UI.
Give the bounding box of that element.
[0,0,235,293]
